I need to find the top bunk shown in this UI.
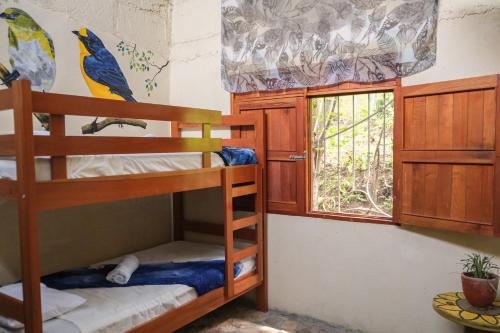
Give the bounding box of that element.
[0,81,266,211]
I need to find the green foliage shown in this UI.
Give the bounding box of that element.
[311,92,394,217]
[461,253,500,279]
[116,41,168,97]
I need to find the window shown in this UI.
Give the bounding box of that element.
[310,92,394,218]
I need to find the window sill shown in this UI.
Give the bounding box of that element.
[269,210,394,226]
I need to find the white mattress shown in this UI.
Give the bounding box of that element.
[0,153,225,181]
[2,241,255,333]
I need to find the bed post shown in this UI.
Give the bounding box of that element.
[254,111,268,312]
[222,168,235,298]
[171,121,184,241]
[12,80,43,333]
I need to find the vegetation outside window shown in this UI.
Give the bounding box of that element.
[311,92,394,218]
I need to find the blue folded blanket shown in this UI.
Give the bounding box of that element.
[217,147,257,166]
[41,260,242,296]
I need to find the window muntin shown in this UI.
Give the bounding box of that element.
[311,92,394,218]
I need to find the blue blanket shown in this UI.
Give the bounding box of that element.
[41,260,242,296]
[217,147,257,166]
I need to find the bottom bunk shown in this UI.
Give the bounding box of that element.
[0,241,258,333]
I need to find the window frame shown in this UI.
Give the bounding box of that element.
[231,79,401,225]
[305,81,400,225]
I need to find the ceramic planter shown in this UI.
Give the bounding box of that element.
[461,273,499,307]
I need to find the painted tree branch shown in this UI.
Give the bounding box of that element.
[82,118,147,134]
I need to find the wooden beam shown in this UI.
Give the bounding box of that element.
[34,136,222,156]
[0,292,24,323]
[12,80,43,333]
[221,138,256,149]
[234,244,258,262]
[233,214,258,231]
[0,89,12,111]
[231,165,256,184]
[232,184,257,198]
[32,92,222,124]
[183,221,256,241]
[223,168,234,298]
[402,75,498,98]
[234,273,260,296]
[36,168,223,211]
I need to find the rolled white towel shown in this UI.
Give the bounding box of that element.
[106,255,140,285]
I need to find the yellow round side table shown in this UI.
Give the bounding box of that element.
[433,292,500,333]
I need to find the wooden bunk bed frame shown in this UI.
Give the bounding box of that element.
[0,80,267,333]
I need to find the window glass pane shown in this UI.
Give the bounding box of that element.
[311,92,394,217]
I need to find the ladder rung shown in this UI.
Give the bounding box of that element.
[234,244,258,262]
[233,214,258,231]
[0,291,24,323]
[232,184,257,198]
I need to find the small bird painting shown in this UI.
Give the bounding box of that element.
[72,28,136,102]
[0,7,56,92]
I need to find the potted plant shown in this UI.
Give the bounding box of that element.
[461,253,499,307]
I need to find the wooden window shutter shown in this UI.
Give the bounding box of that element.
[232,94,306,215]
[394,75,500,236]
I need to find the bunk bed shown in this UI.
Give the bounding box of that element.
[0,80,267,333]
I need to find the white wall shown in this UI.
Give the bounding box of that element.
[168,1,500,333]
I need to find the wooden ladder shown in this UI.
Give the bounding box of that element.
[222,166,264,298]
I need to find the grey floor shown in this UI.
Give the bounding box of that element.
[177,299,364,333]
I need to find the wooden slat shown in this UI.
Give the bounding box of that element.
[0,179,17,198]
[127,273,262,333]
[231,165,257,184]
[438,94,454,148]
[222,138,256,149]
[183,221,256,241]
[234,273,260,295]
[221,114,257,126]
[233,214,258,231]
[483,89,496,149]
[402,75,498,97]
[452,92,469,148]
[0,135,16,156]
[425,95,438,148]
[49,115,67,179]
[0,89,12,111]
[202,124,211,168]
[468,91,484,148]
[127,288,225,333]
[232,184,257,198]
[450,165,467,221]
[234,244,258,262]
[401,214,493,237]
[32,91,222,124]
[400,151,495,164]
[34,136,222,156]
[36,168,223,211]
[0,292,24,323]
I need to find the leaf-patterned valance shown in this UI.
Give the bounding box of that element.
[221,0,438,93]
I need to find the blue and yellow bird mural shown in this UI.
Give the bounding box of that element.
[72,28,136,102]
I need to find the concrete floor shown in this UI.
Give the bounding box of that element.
[177,299,364,333]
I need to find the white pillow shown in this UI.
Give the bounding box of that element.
[0,283,86,329]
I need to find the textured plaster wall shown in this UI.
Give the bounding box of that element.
[168,1,500,333]
[0,0,173,285]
